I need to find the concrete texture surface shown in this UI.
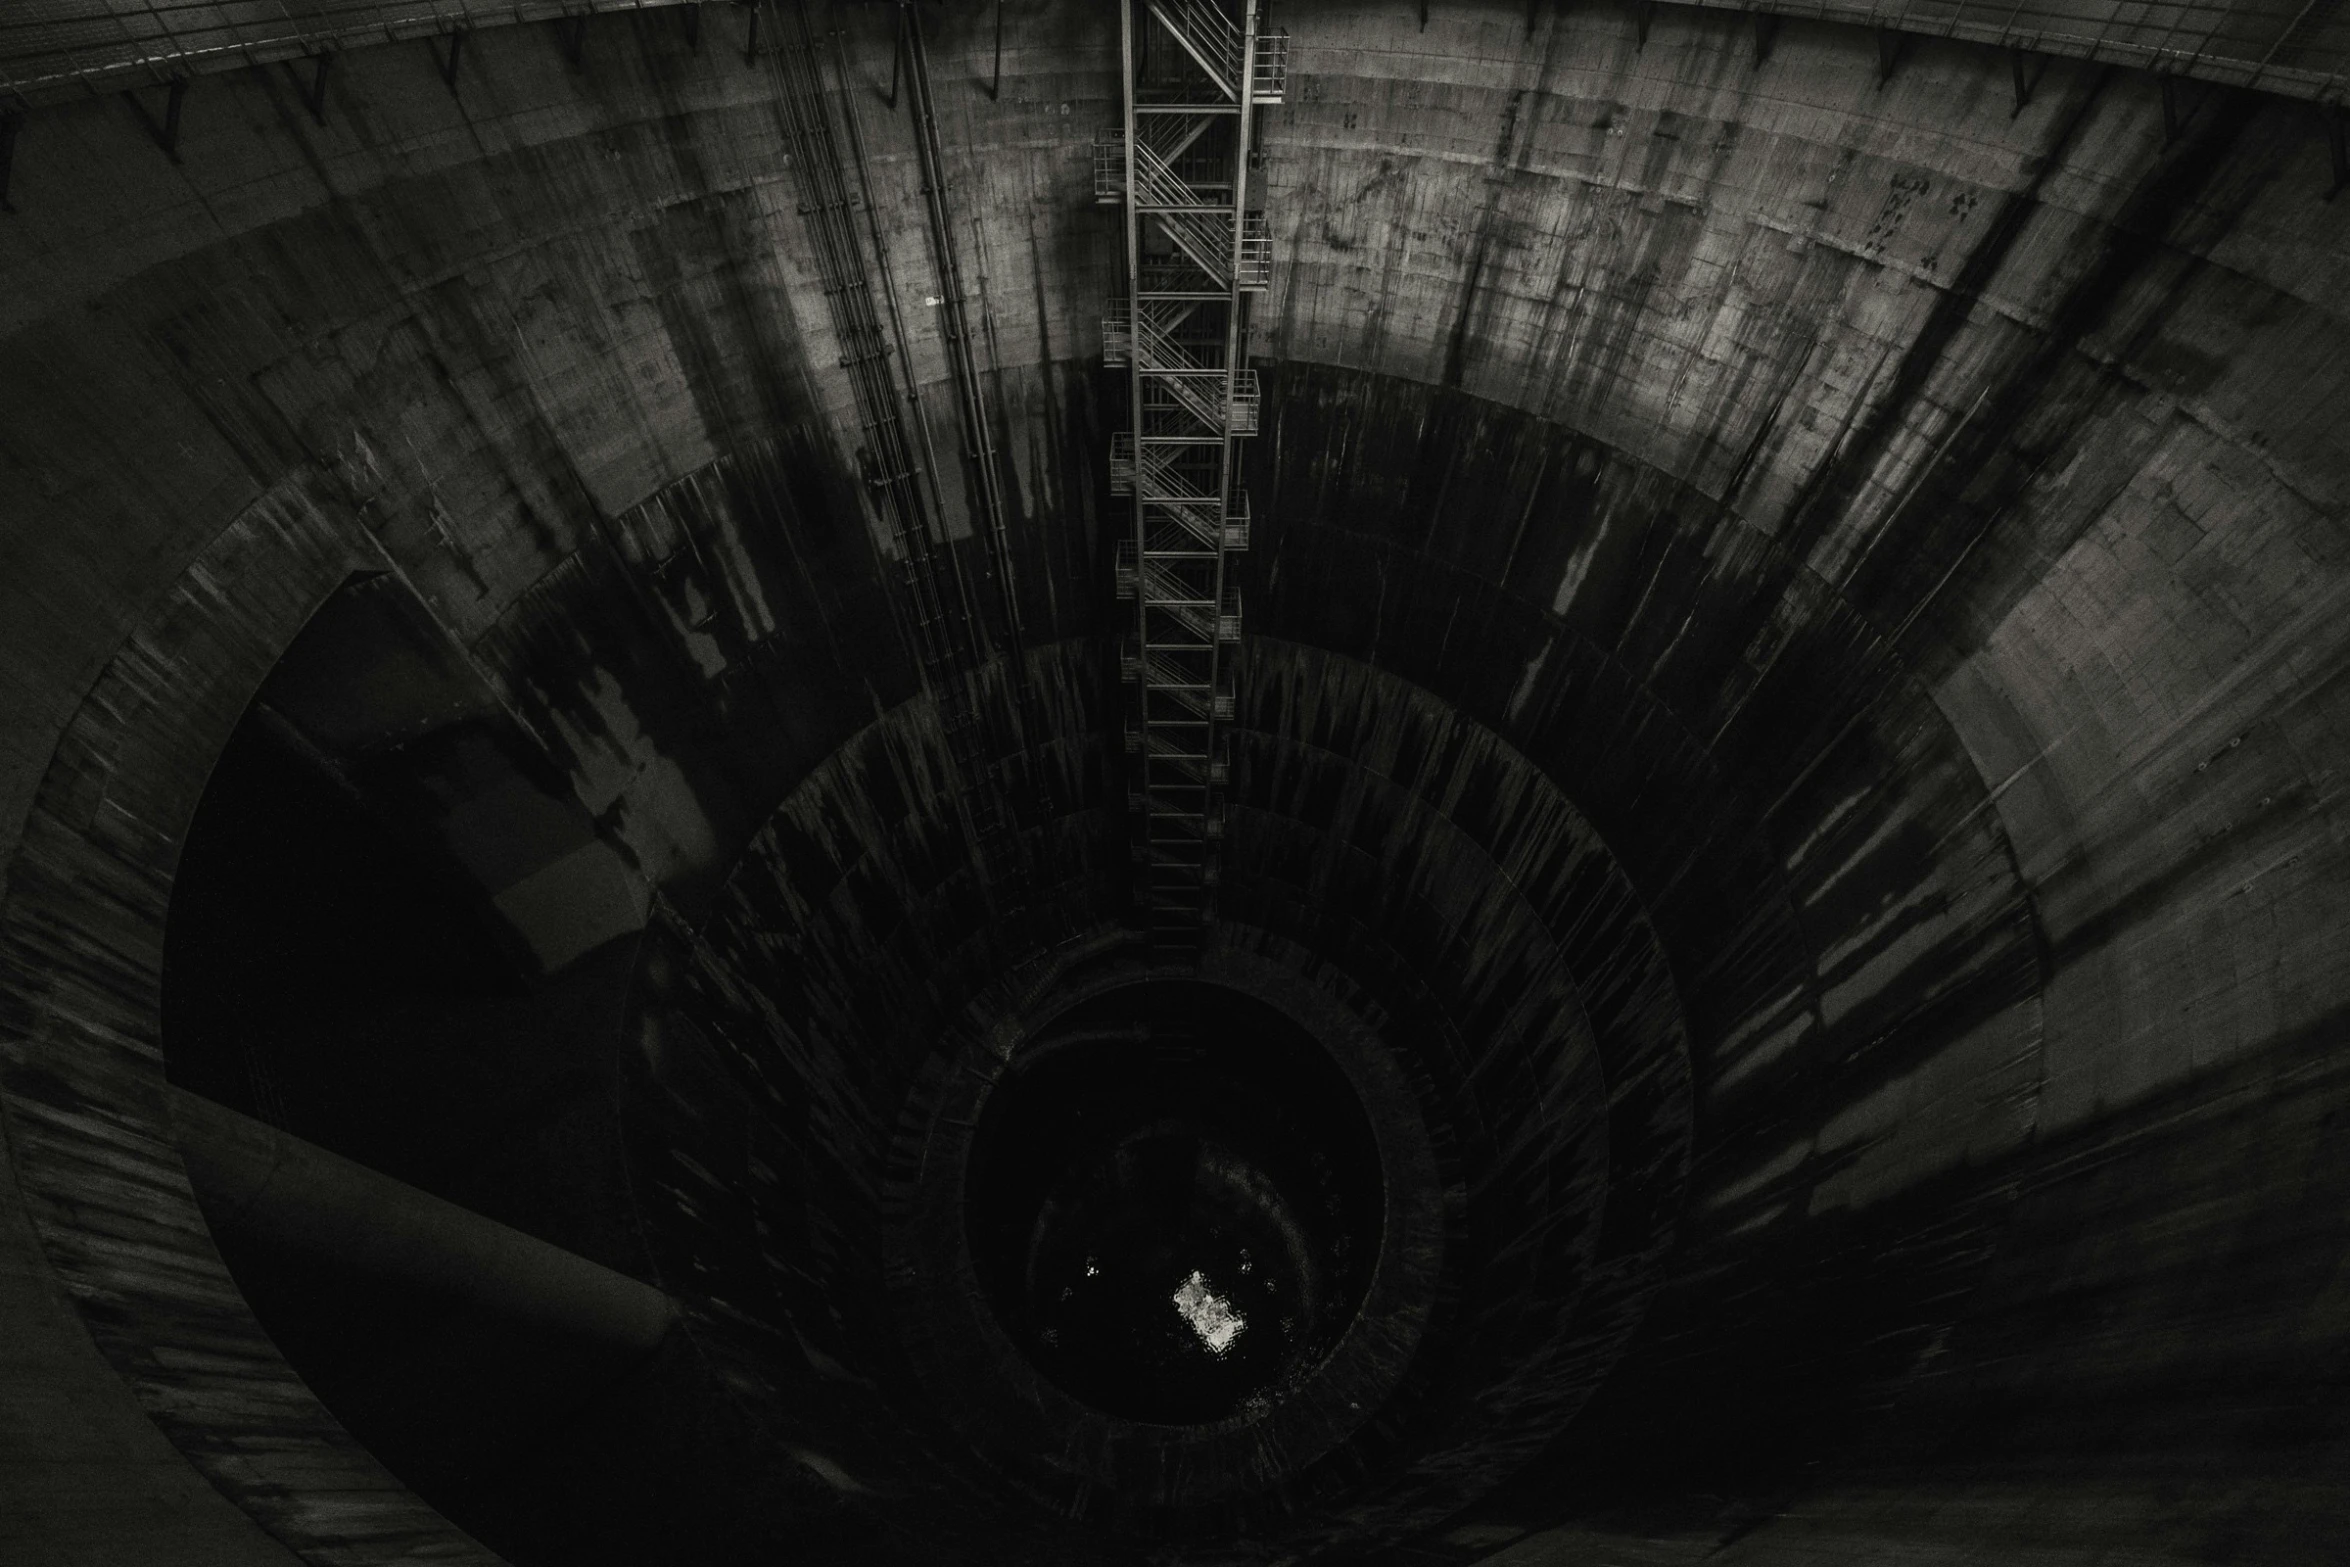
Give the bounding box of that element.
[1,3,2346,1564]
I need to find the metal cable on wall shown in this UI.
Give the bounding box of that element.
[759,0,1028,918]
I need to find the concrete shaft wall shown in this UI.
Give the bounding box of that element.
[1,2,2346,1564]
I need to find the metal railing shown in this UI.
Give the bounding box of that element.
[1093,131,1126,204]
[1252,29,1289,102]
[1229,368,1259,435]
[1147,0,1243,100]
[1223,489,1252,551]
[1236,213,1271,292]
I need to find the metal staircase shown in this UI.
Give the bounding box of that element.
[1104,0,1284,955]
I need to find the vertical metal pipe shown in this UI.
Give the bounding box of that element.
[904,5,1023,661]
[829,8,959,579]
[766,1,1022,914]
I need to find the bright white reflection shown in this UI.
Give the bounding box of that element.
[1172,1269,1245,1355]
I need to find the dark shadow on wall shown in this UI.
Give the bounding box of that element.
[161,572,649,1259]
[156,571,803,1566]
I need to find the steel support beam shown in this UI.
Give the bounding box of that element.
[126,77,185,162]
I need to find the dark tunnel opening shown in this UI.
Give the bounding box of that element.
[162,632,526,1130]
[966,979,1386,1425]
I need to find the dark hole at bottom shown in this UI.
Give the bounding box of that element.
[965,980,1385,1425]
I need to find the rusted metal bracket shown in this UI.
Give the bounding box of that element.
[557,13,589,70]
[126,78,186,163]
[433,29,465,94]
[296,53,331,126]
[0,110,21,214]
[2160,73,2189,146]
